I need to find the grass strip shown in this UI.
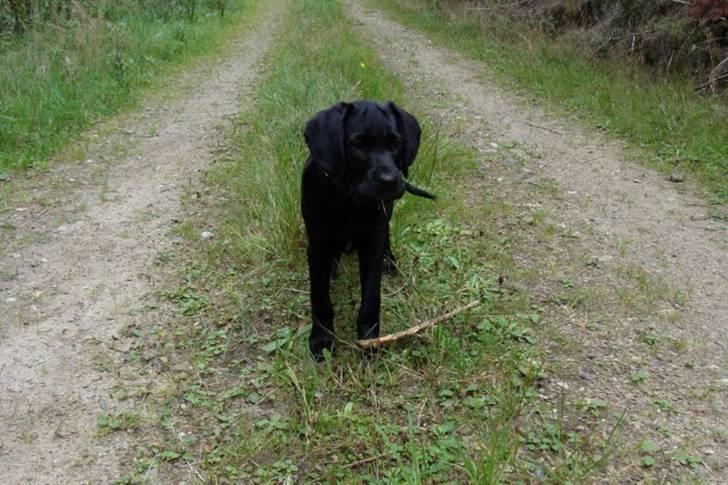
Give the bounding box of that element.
[373,0,728,203]
[0,1,255,174]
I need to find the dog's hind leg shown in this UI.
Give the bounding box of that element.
[331,251,342,280]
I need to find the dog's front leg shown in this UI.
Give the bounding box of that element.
[357,234,386,340]
[308,246,335,361]
[382,226,397,275]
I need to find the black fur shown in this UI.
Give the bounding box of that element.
[301,100,431,360]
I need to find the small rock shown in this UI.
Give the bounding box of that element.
[5,297,17,303]
[577,368,594,380]
[703,448,715,455]
[141,351,158,362]
[669,173,685,183]
[200,230,214,240]
[553,380,569,390]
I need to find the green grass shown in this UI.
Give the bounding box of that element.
[0,1,252,174]
[119,0,622,482]
[373,0,728,204]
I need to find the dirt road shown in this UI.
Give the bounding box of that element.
[0,3,281,482]
[348,0,726,480]
[1,0,725,481]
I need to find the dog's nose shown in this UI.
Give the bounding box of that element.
[375,169,399,187]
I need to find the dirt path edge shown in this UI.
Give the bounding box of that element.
[0,2,282,482]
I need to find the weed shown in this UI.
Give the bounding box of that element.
[652,399,675,414]
[640,329,664,347]
[97,412,141,436]
[673,451,703,468]
[631,369,649,384]
[582,398,609,416]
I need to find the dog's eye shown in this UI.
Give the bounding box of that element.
[349,137,365,150]
[390,136,403,149]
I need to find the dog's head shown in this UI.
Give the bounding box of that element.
[304,100,421,201]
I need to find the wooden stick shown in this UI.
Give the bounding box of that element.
[356,300,480,349]
[524,121,563,136]
[342,455,382,469]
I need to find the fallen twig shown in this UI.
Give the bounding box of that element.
[695,55,728,92]
[356,300,480,349]
[343,455,382,469]
[695,72,728,92]
[524,121,563,135]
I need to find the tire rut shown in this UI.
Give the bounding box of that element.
[0,2,282,482]
[347,0,727,480]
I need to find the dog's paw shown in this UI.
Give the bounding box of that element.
[357,322,380,341]
[309,336,334,362]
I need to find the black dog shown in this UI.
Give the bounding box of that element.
[301,100,433,361]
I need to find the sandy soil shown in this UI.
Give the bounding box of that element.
[348,0,727,480]
[0,3,281,483]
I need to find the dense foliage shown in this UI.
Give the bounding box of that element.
[1,0,229,35]
[441,0,728,90]
[0,0,241,172]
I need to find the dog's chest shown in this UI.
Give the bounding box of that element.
[301,163,392,247]
[317,201,385,236]
[302,197,388,245]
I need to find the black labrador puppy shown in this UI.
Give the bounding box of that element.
[301,100,433,361]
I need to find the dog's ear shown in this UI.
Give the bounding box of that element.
[304,102,353,178]
[387,101,421,178]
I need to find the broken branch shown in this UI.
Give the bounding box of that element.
[356,300,480,349]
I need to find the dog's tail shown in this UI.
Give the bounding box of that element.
[405,181,437,200]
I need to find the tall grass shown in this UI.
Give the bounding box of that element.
[375,0,728,203]
[214,0,409,263]
[0,0,248,173]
